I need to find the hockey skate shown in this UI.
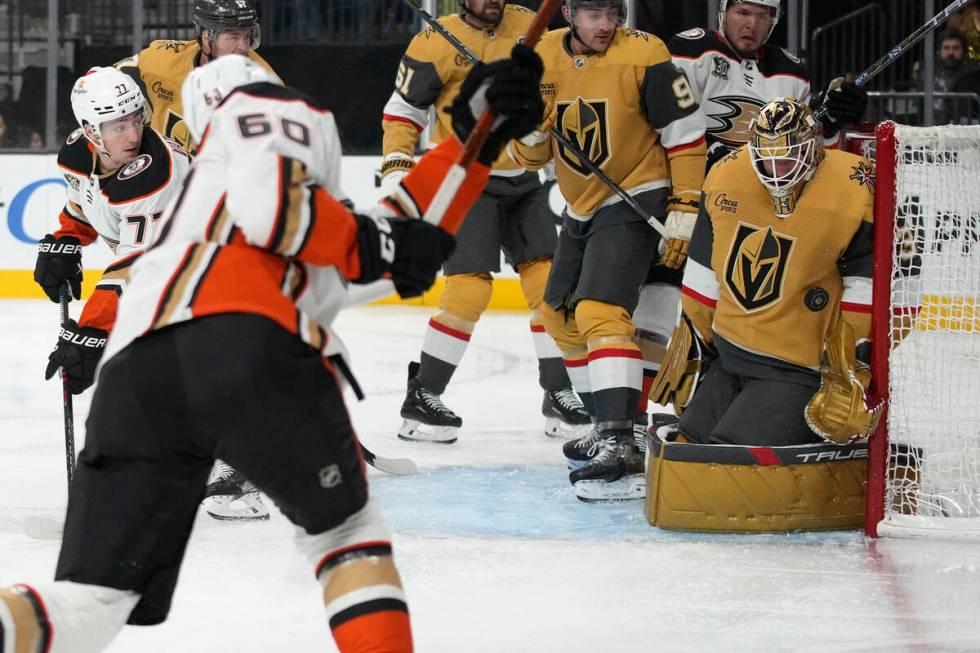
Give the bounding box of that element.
[569,430,646,503]
[542,388,592,439]
[564,414,647,470]
[398,362,461,444]
[203,461,269,521]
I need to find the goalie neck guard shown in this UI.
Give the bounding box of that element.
[748,97,825,218]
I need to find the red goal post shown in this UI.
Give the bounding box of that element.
[866,121,980,540]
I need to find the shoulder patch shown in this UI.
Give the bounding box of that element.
[118,154,153,181]
[58,132,94,176]
[101,130,173,205]
[677,28,705,40]
[848,160,875,192]
[153,40,187,53]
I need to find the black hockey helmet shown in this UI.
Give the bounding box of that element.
[194,0,261,49]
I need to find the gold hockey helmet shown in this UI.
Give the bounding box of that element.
[748,97,824,217]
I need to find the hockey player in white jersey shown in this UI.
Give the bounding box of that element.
[34,66,191,394]
[0,51,544,653]
[669,0,867,169]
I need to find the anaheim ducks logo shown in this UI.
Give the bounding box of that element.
[725,223,796,312]
[555,97,611,177]
[706,96,766,147]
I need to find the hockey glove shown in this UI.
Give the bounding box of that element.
[650,315,713,416]
[820,77,867,126]
[34,234,83,302]
[352,214,456,299]
[45,319,108,394]
[658,210,697,269]
[387,217,456,299]
[450,44,545,165]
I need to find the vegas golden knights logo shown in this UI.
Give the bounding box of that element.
[556,97,610,176]
[725,223,795,311]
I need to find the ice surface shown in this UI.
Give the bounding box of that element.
[2,301,980,652]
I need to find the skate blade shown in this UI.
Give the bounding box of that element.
[544,417,592,440]
[397,419,458,444]
[203,493,270,521]
[573,474,646,503]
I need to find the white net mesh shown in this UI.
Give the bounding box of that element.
[882,125,980,538]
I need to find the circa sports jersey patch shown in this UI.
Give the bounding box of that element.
[725,223,796,312]
[118,154,152,180]
[849,161,875,191]
[555,97,611,177]
[678,27,705,40]
[705,96,767,146]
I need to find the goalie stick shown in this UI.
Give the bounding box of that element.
[813,0,971,121]
[402,0,668,238]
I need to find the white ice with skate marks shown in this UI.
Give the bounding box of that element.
[2,301,980,651]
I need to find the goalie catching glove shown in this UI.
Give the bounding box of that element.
[449,44,545,165]
[649,315,713,415]
[353,214,455,299]
[45,319,108,394]
[804,317,882,445]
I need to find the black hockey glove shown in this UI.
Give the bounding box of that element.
[820,78,867,126]
[352,214,456,298]
[34,234,83,303]
[387,218,456,299]
[450,44,545,166]
[45,319,107,395]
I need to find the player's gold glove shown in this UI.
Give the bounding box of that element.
[650,315,712,415]
[805,318,882,444]
[659,210,697,269]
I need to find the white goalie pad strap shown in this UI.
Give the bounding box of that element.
[634,283,682,346]
[294,498,392,581]
[25,581,139,653]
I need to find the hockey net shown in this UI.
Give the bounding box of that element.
[867,122,980,539]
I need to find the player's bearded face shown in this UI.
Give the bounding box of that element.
[466,0,504,27]
[572,7,620,52]
[724,4,773,56]
[98,112,145,166]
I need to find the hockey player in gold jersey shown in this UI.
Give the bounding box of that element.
[382,0,591,444]
[509,0,707,501]
[653,98,878,448]
[115,0,278,151]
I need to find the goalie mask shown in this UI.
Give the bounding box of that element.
[194,0,261,50]
[181,54,279,145]
[748,97,824,218]
[70,67,150,157]
[719,0,781,43]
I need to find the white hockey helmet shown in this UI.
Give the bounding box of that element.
[70,67,150,150]
[719,0,781,42]
[181,54,279,144]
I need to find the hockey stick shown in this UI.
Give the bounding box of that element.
[404,0,669,237]
[362,446,418,475]
[59,283,77,486]
[813,0,971,121]
[23,283,78,540]
[421,0,562,232]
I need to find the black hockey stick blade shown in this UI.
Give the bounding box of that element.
[362,446,418,475]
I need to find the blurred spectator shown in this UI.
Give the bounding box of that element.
[16,126,44,149]
[915,32,980,123]
[0,107,16,148]
[948,0,980,61]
